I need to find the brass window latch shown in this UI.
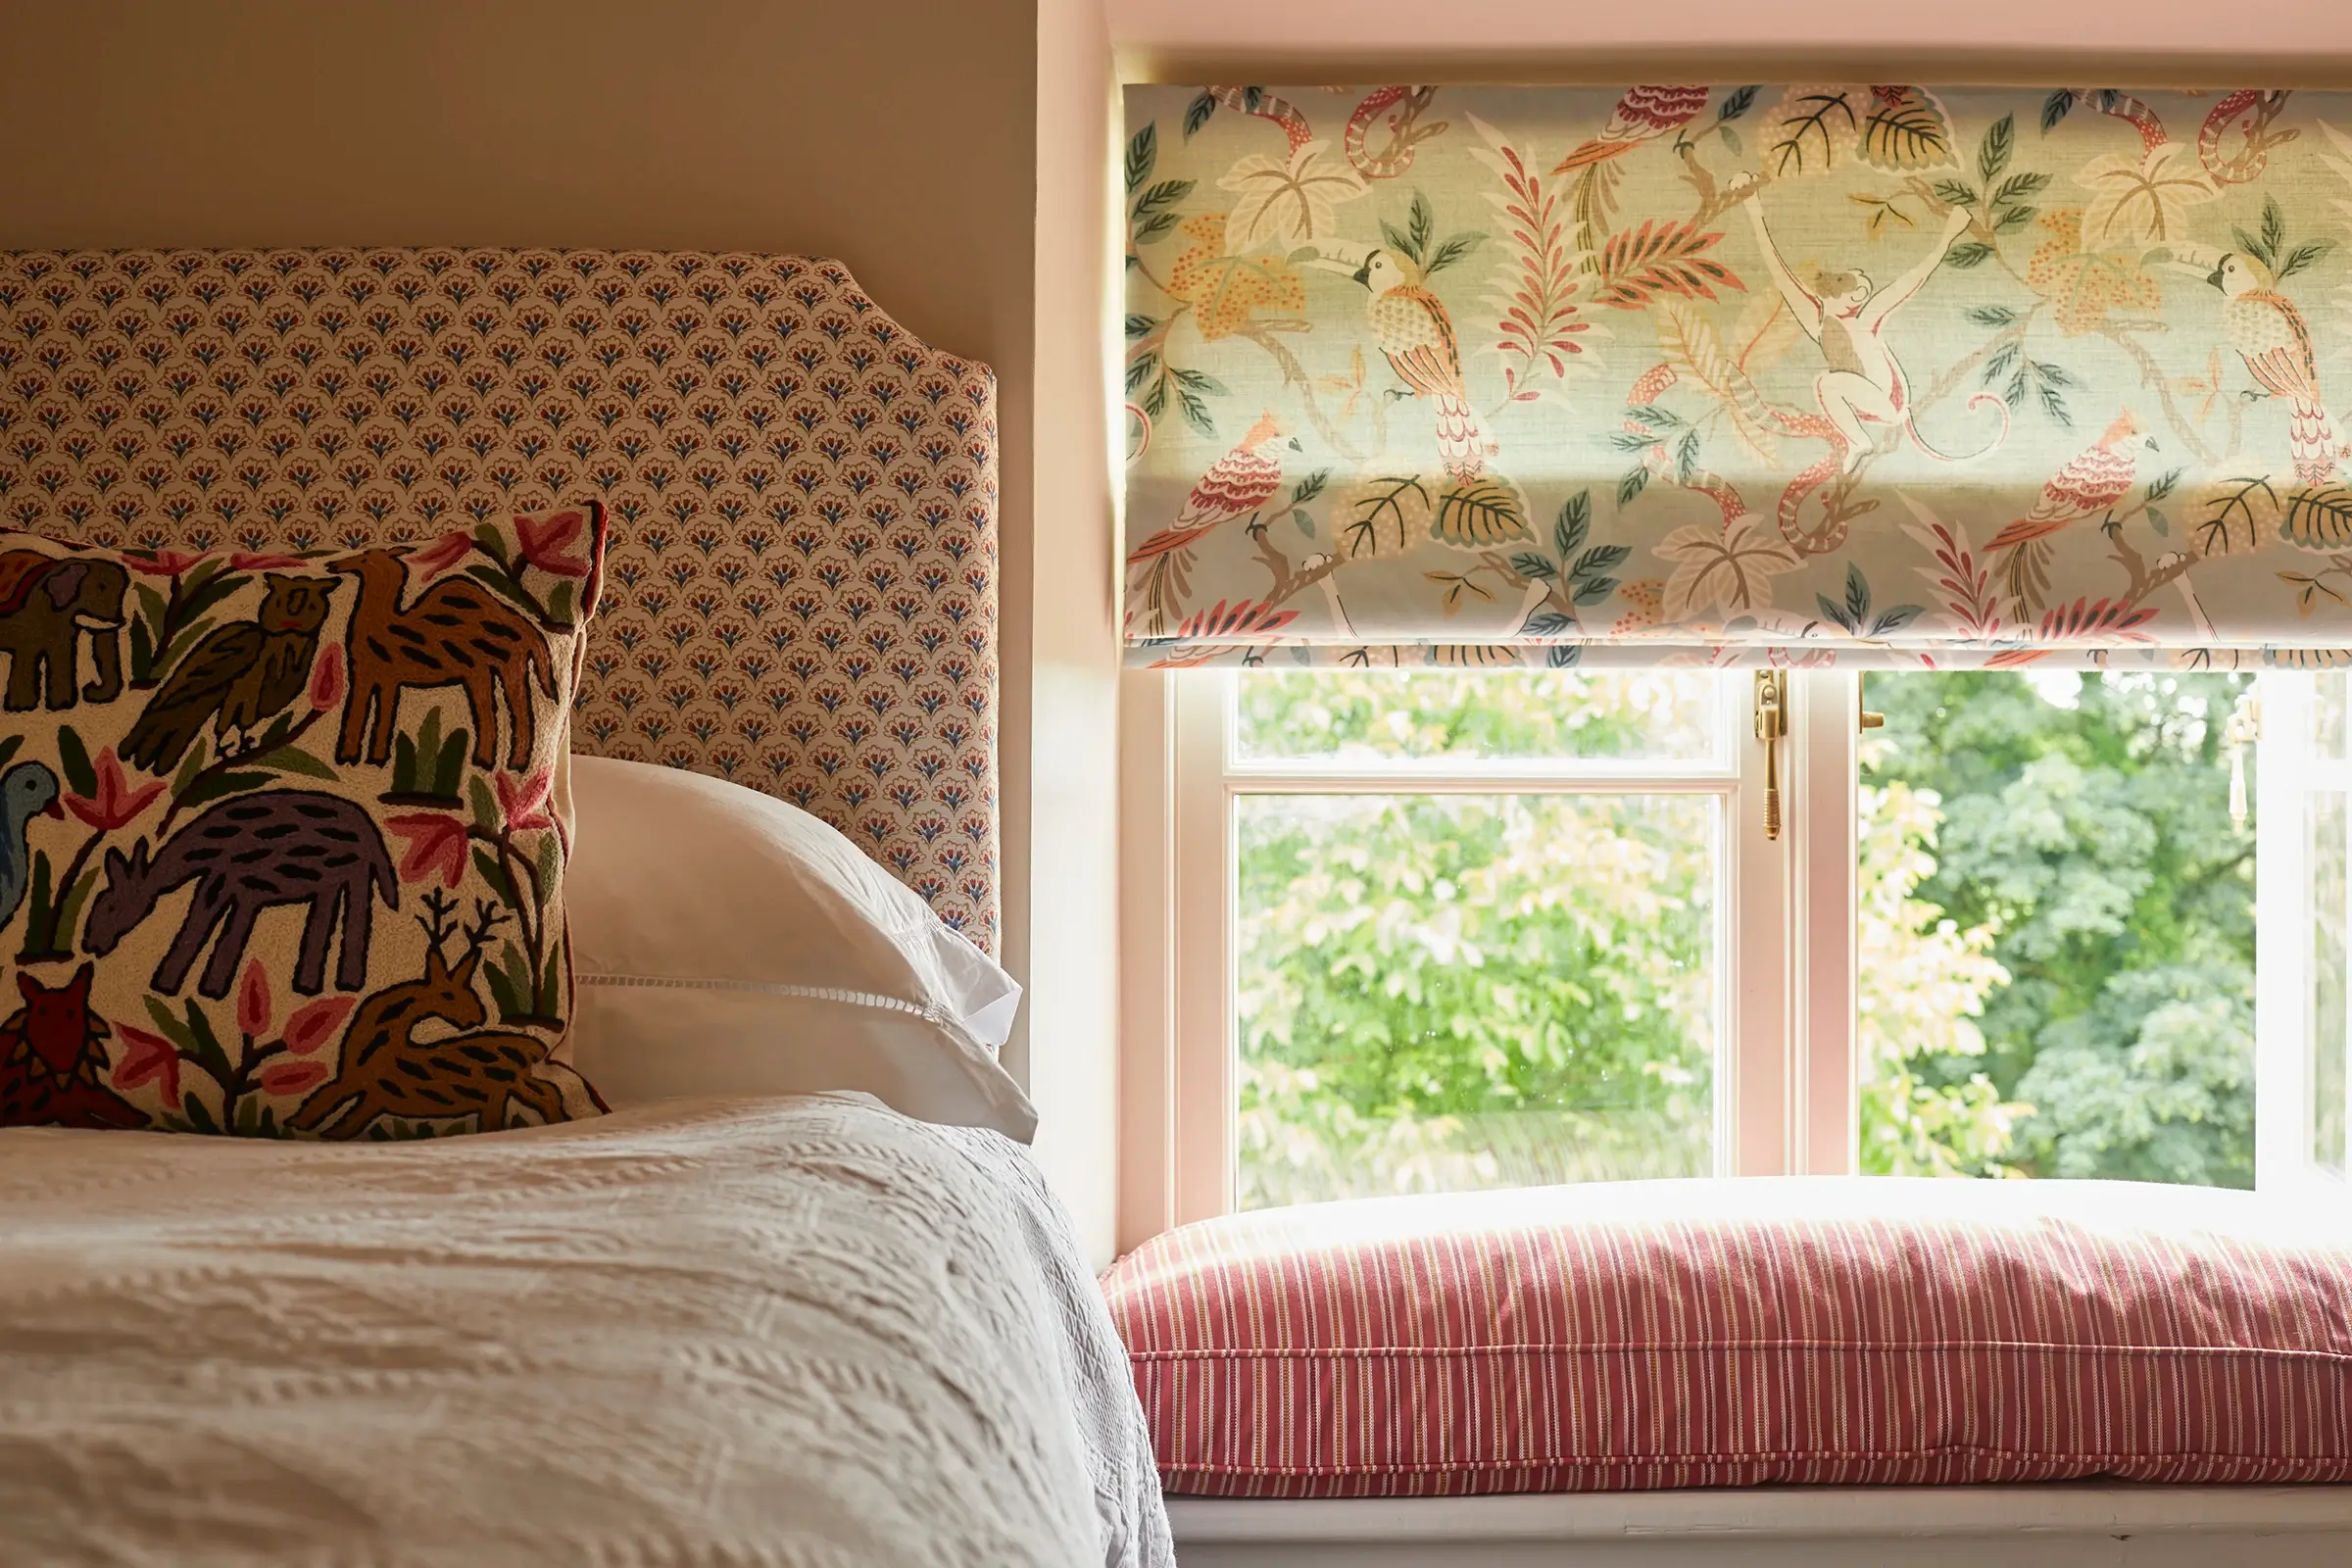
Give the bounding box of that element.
[2225,690,2260,831]
[1753,669,1788,840]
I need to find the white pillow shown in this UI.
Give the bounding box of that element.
[564,757,1035,1139]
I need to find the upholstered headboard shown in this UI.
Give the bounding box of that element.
[0,250,1001,950]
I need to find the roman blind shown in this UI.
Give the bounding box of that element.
[1120,83,2352,669]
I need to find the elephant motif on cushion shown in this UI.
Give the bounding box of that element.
[0,551,127,711]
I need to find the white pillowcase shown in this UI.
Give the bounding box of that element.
[564,756,1035,1140]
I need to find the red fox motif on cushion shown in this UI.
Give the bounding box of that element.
[0,964,145,1129]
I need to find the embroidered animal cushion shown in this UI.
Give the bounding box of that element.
[0,507,610,1140]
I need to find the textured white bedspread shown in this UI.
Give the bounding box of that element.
[0,1095,1172,1567]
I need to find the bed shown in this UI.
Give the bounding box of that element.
[0,1094,1166,1565]
[0,247,1174,1566]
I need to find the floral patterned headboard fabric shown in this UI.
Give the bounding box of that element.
[1123,85,2352,670]
[0,251,1001,951]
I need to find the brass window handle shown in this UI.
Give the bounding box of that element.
[1753,669,1787,840]
[2224,691,2259,830]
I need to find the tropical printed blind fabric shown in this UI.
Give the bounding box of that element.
[1121,84,2352,669]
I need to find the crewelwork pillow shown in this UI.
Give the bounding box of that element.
[0,505,609,1139]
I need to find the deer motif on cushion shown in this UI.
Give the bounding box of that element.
[288,893,570,1140]
[329,548,556,770]
[81,790,398,999]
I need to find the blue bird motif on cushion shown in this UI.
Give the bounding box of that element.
[0,760,61,932]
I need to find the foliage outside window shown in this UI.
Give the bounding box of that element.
[1233,668,2255,1208]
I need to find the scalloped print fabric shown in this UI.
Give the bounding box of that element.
[0,250,1001,952]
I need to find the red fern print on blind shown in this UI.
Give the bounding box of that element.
[1101,1181,2352,1495]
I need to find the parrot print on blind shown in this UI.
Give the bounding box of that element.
[1122,84,2352,669]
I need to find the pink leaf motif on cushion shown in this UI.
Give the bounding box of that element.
[258,1058,330,1098]
[62,747,166,833]
[279,996,355,1056]
[112,1025,182,1110]
[308,644,345,713]
[409,529,475,583]
[385,813,470,888]
[228,551,307,571]
[492,768,556,832]
[514,509,592,578]
[124,548,206,579]
[236,960,270,1039]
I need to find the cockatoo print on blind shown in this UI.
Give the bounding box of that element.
[1121,84,2352,669]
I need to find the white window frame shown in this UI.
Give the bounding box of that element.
[1120,664,1861,1244]
[2256,672,2352,1201]
[1118,662,2317,1249]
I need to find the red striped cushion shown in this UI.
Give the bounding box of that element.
[1100,1178,2352,1496]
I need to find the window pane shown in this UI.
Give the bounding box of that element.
[1855,669,2256,1187]
[1234,669,1720,766]
[1234,791,1717,1209]
[2313,791,2348,1177]
[2319,675,2350,760]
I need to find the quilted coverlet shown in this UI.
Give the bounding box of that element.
[0,1095,1173,1566]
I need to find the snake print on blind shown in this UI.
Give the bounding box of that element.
[0,250,1001,951]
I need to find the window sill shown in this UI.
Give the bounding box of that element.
[1167,1484,2352,1549]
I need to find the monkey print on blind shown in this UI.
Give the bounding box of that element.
[1122,85,2352,668]
[0,509,608,1139]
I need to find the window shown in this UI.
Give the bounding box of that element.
[2257,674,2352,1198]
[1857,669,2257,1188]
[1228,670,1729,1210]
[1120,664,2335,1240]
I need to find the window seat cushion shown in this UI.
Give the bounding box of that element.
[1099,1178,2352,1497]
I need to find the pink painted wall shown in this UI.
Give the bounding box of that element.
[1109,0,2352,77]
[1029,0,1123,1264]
